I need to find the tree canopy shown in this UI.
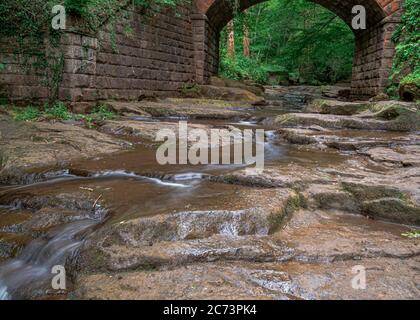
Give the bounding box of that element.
[219,0,355,85]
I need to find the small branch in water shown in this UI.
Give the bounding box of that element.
[92,194,103,209]
[80,187,94,192]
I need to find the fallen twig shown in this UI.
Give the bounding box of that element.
[92,194,103,209]
[80,187,94,192]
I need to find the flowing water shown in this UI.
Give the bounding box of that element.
[0,219,98,299]
[0,128,288,298]
[0,89,400,299]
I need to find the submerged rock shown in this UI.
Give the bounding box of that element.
[99,119,241,148]
[0,232,32,262]
[213,158,420,225]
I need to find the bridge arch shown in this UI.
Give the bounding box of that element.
[192,0,403,99]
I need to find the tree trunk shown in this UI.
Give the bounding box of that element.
[227,20,235,58]
[243,11,250,57]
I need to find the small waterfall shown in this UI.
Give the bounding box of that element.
[263,130,285,161]
[143,177,190,188]
[171,173,204,181]
[0,285,9,300]
[92,170,139,178]
[92,170,191,188]
[0,219,98,300]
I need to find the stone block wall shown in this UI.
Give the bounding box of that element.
[0,38,48,103]
[349,0,403,98]
[351,18,399,99]
[92,5,195,102]
[191,14,219,84]
[0,4,195,105]
[0,0,405,104]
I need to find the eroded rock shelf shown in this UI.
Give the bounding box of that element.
[0,85,419,300]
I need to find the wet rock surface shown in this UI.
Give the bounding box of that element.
[98,119,232,146]
[305,99,369,115]
[73,256,420,300]
[270,100,419,131]
[0,189,104,262]
[0,86,419,300]
[197,85,263,104]
[278,127,418,152]
[76,189,298,272]
[104,98,254,120]
[0,117,129,184]
[75,207,419,300]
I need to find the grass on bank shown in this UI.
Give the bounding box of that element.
[9,102,117,126]
[401,230,420,239]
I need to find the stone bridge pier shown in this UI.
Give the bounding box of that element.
[192,0,403,99]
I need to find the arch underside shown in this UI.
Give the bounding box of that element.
[194,0,401,98]
[206,0,386,32]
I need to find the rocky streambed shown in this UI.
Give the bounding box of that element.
[0,85,419,300]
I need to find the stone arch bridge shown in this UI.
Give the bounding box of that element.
[0,0,403,104]
[192,0,403,98]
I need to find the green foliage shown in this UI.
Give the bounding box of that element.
[0,1,55,38]
[219,0,354,85]
[13,102,74,121]
[0,97,8,106]
[400,69,420,87]
[73,105,116,128]
[92,105,116,120]
[0,0,180,41]
[180,83,201,96]
[390,0,420,91]
[13,106,42,122]
[12,102,117,126]
[64,0,89,16]
[0,0,182,104]
[401,230,420,239]
[219,54,269,84]
[44,101,73,120]
[62,0,180,33]
[0,1,66,103]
